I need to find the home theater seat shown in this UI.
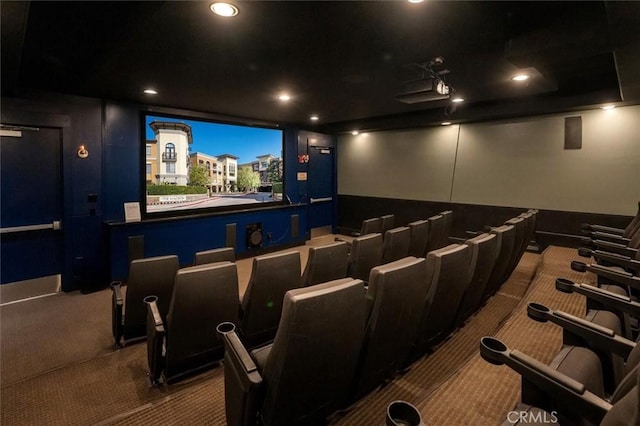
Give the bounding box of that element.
[219,278,367,426]
[301,241,350,287]
[146,261,239,384]
[111,255,179,347]
[239,251,302,349]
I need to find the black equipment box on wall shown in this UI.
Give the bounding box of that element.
[246,223,263,249]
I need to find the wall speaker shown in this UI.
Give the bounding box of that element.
[291,214,299,239]
[226,223,237,249]
[564,116,582,149]
[128,235,144,265]
[246,223,263,249]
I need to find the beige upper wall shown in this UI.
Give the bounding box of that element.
[337,126,459,202]
[337,105,640,216]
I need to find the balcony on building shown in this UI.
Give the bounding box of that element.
[162,152,178,162]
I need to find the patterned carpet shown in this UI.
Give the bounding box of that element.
[417,247,593,426]
[333,251,542,425]
[0,244,590,425]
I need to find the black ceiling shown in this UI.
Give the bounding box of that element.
[2,1,639,132]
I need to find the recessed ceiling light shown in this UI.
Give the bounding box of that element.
[210,2,239,17]
[441,122,452,126]
[601,105,616,110]
[451,97,464,103]
[278,94,291,102]
[310,115,319,121]
[352,131,359,135]
[408,0,425,3]
[143,89,158,95]
[511,74,530,82]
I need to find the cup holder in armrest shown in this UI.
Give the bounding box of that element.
[386,400,424,426]
[216,321,236,341]
[555,278,575,293]
[580,236,594,245]
[527,303,551,323]
[571,261,587,272]
[143,295,158,304]
[479,336,508,366]
[577,247,593,258]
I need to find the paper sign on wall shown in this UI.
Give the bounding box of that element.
[124,202,141,223]
[297,172,308,181]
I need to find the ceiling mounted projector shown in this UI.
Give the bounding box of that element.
[395,57,454,104]
[395,78,451,104]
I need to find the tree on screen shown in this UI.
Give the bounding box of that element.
[267,158,282,183]
[238,167,261,192]
[189,164,209,187]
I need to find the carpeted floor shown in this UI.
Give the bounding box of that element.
[332,251,542,426]
[0,242,593,425]
[0,236,328,425]
[417,247,593,426]
[0,289,113,386]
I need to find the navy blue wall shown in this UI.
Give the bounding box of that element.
[103,102,311,281]
[2,94,106,291]
[2,93,316,291]
[108,205,307,280]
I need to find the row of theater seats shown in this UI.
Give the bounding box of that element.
[112,244,348,384]
[578,201,640,279]
[334,211,455,284]
[109,207,536,409]
[111,247,236,348]
[112,214,450,353]
[570,202,640,346]
[112,247,237,384]
[348,210,453,257]
[576,200,640,300]
[481,202,640,425]
[112,231,434,386]
[217,209,538,425]
[110,234,417,386]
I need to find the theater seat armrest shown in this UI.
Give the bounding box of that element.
[592,240,638,258]
[447,236,466,243]
[111,281,124,347]
[586,264,640,291]
[583,231,630,245]
[479,337,612,425]
[146,298,166,386]
[557,279,640,318]
[221,329,264,426]
[592,251,640,274]
[527,303,635,359]
[582,224,625,235]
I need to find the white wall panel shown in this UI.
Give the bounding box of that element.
[337,105,640,216]
[451,106,640,215]
[337,126,459,201]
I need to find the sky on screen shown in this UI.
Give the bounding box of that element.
[145,115,283,164]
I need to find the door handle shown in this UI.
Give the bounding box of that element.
[310,197,333,204]
[0,220,62,234]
